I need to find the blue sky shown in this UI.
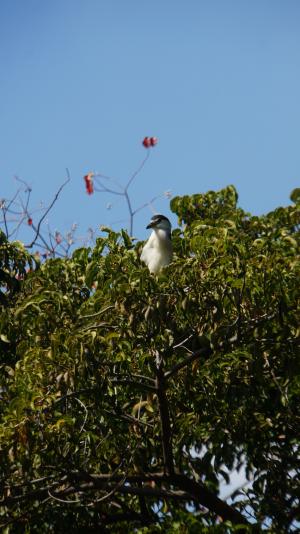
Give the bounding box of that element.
[1,0,300,244]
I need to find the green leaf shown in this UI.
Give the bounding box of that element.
[290,187,300,204]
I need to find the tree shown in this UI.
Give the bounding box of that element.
[0,185,299,533]
[0,139,169,259]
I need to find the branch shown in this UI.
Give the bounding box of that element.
[165,346,212,380]
[95,511,154,528]
[103,409,154,428]
[78,305,115,320]
[73,396,88,433]
[173,334,195,350]
[1,471,253,528]
[93,150,158,236]
[81,322,117,332]
[132,194,164,217]
[125,151,150,192]
[111,378,157,393]
[86,473,128,505]
[114,372,156,385]
[171,473,252,528]
[26,175,70,249]
[0,473,183,508]
[1,187,22,237]
[53,388,96,405]
[155,351,174,475]
[1,206,8,237]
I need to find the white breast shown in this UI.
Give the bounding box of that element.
[141,229,173,274]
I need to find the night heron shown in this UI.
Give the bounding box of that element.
[141,214,173,274]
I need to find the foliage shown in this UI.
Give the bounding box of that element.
[0,186,299,532]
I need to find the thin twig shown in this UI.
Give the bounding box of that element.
[125,151,150,192]
[132,194,164,217]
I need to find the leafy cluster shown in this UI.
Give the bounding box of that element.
[0,186,299,533]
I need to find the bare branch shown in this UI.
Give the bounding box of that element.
[91,149,163,236]
[132,194,164,217]
[26,175,70,249]
[125,151,150,192]
[14,175,32,191]
[94,173,124,192]
[94,183,124,196]
[1,206,8,237]
[1,187,22,237]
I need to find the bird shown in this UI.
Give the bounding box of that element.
[141,214,173,274]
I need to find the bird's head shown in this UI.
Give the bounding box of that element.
[146,214,172,233]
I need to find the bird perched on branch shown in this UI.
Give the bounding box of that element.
[141,214,173,274]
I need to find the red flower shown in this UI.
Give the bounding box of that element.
[142,136,158,148]
[27,217,33,226]
[84,172,94,195]
[142,137,152,148]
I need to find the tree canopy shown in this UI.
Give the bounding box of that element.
[0,186,299,533]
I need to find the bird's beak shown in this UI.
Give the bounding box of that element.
[146,221,156,229]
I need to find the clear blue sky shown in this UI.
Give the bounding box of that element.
[1,0,300,243]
